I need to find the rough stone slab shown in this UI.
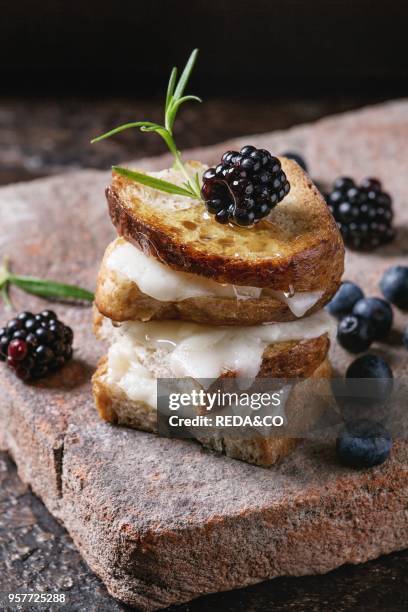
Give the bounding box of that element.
[0,100,408,610]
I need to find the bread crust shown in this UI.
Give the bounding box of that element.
[107,158,344,291]
[95,241,338,325]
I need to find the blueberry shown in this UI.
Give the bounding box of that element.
[326,281,364,319]
[347,353,393,379]
[380,266,408,310]
[281,152,308,172]
[337,315,374,353]
[352,297,393,339]
[336,419,392,468]
[346,354,394,407]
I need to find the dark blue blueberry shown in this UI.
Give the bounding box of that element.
[352,297,393,339]
[380,266,408,310]
[337,315,374,353]
[336,419,392,468]
[346,353,393,379]
[326,281,364,319]
[281,152,308,172]
[346,354,394,407]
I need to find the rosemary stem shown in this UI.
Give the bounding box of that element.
[173,148,201,200]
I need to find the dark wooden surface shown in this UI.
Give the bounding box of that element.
[1,97,408,611]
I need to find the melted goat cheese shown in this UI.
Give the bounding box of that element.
[105,310,335,407]
[106,240,323,317]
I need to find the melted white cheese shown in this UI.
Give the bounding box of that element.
[106,310,335,407]
[106,240,323,317]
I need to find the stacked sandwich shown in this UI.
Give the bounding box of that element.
[92,156,344,466]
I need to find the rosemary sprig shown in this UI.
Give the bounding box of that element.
[91,49,203,201]
[0,259,94,310]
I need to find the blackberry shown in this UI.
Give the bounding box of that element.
[327,176,395,250]
[201,145,290,226]
[0,309,73,381]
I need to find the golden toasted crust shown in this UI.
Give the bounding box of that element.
[95,240,339,325]
[107,158,344,290]
[258,334,329,379]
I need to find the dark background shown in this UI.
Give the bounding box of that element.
[2,0,408,186]
[2,0,408,96]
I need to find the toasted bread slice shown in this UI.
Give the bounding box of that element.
[95,238,337,325]
[106,159,344,291]
[92,353,331,467]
